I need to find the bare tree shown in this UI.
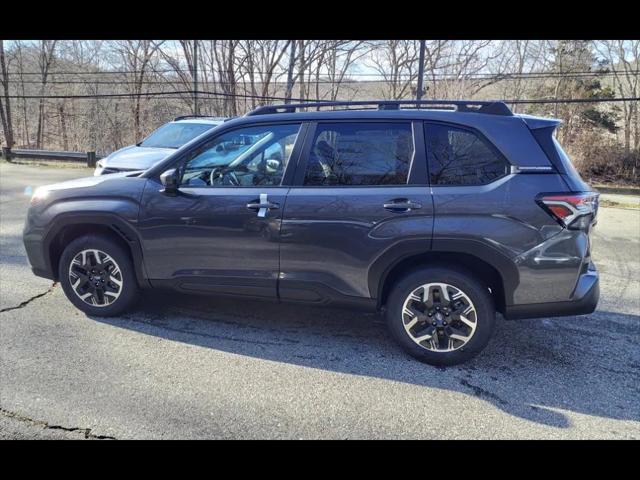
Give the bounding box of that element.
[159,40,200,114]
[35,40,57,149]
[208,40,241,116]
[249,40,290,102]
[434,41,506,99]
[495,40,548,113]
[110,40,164,140]
[283,41,297,103]
[0,40,15,149]
[368,40,420,100]
[320,41,369,101]
[594,40,640,154]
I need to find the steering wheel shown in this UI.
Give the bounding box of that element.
[226,171,240,186]
[209,167,240,186]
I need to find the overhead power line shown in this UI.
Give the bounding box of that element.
[2,90,326,102]
[5,68,639,79]
[4,70,640,86]
[3,90,639,104]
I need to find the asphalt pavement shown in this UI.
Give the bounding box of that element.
[1,161,638,439]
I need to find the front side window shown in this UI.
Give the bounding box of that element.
[303,122,414,186]
[140,122,217,149]
[426,124,509,186]
[181,124,301,187]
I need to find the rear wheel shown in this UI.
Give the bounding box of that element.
[58,235,138,316]
[385,267,495,366]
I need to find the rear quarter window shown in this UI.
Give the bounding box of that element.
[425,123,510,186]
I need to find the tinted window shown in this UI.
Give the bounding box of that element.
[140,122,216,149]
[181,124,300,187]
[426,124,509,185]
[303,122,413,186]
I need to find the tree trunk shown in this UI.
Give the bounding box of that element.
[624,110,631,155]
[284,41,297,103]
[36,99,45,149]
[634,102,639,152]
[0,40,14,148]
[35,41,56,149]
[298,40,306,101]
[58,103,69,151]
[0,97,9,149]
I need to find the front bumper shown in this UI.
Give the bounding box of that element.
[503,265,599,320]
[24,216,54,280]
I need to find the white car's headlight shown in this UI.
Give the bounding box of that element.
[94,159,106,176]
[30,187,50,205]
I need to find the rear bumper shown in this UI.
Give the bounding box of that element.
[504,267,599,320]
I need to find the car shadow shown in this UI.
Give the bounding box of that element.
[91,289,640,429]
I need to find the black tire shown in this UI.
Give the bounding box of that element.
[58,235,139,316]
[385,267,495,366]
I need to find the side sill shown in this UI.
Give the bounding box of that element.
[279,285,377,312]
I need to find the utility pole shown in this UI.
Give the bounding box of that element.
[193,40,199,116]
[416,40,426,101]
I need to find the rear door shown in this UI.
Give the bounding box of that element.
[278,120,434,304]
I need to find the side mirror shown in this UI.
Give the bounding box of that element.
[160,168,179,195]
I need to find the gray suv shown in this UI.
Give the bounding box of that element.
[23,100,600,366]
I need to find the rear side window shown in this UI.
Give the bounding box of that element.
[425,123,509,186]
[303,122,413,186]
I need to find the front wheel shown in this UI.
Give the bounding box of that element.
[58,235,138,316]
[385,267,496,366]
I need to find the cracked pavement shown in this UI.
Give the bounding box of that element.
[0,161,639,439]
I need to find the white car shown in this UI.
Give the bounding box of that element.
[94,116,226,175]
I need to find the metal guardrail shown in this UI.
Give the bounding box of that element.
[1,147,101,167]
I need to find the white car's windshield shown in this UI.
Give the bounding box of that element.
[139,123,215,149]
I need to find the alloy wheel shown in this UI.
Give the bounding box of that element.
[401,282,477,352]
[68,249,123,307]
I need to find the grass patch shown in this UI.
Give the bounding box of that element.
[599,198,640,210]
[1,158,92,170]
[593,184,640,196]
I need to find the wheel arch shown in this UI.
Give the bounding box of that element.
[371,240,519,314]
[44,214,150,288]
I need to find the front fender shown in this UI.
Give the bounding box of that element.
[24,176,149,286]
[40,211,150,288]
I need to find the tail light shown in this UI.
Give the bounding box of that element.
[537,192,599,230]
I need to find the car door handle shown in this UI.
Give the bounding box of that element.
[383,199,422,212]
[247,201,280,210]
[247,194,279,217]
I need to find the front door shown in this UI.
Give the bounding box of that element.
[138,122,304,298]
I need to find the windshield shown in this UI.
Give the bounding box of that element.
[139,122,216,149]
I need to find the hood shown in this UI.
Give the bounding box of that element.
[102,144,175,169]
[35,170,144,196]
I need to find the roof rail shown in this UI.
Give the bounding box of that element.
[245,100,513,117]
[173,115,228,121]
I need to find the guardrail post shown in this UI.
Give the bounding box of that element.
[2,147,11,160]
[87,151,96,168]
